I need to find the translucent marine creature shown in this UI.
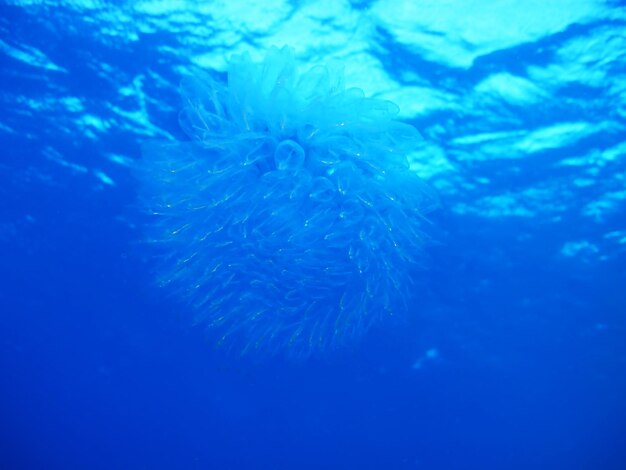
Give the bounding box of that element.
[136,46,436,358]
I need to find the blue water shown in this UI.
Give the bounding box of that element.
[1,1,625,469]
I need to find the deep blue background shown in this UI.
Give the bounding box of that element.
[1,1,625,469]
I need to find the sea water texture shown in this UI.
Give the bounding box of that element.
[137,47,435,357]
[2,1,626,469]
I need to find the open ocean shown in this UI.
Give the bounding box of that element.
[1,1,625,469]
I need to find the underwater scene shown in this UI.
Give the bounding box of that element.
[1,1,625,469]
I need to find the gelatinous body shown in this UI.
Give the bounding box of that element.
[137,47,435,357]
